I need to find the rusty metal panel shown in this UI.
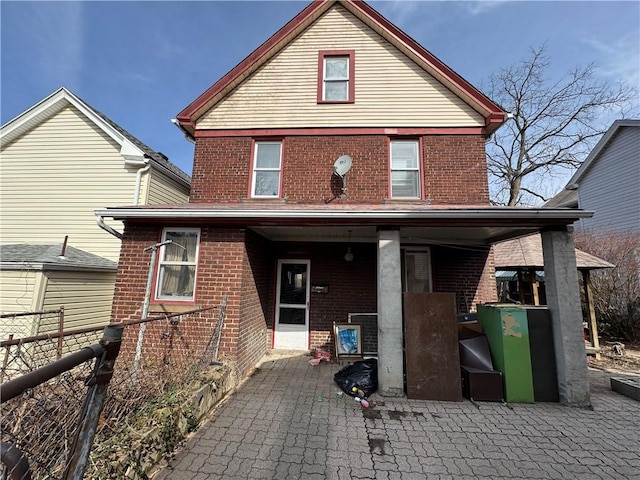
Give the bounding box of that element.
[404,293,461,401]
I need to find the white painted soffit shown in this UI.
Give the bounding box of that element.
[0,87,146,162]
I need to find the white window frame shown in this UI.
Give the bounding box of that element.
[323,56,349,102]
[251,141,282,198]
[403,247,433,293]
[155,227,200,302]
[390,139,421,199]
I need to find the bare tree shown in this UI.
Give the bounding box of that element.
[485,45,636,206]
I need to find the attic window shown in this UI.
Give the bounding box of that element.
[318,50,355,103]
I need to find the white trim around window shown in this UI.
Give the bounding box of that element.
[251,141,283,198]
[155,227,200,302]
[390,139,421,199]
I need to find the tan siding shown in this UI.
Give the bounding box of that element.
[0,271,38,315]
[199,5,483,130]
[0,270,41,339]
[40,271,116,331]
[0,105,136,262]
[147,169,190,205]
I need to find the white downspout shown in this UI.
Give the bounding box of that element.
[96,156,150,239]
[96,214,123,239]
[127,158,151,205]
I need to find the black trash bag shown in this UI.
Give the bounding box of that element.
[333,359,378,397]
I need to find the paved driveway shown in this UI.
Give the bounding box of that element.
[154,351,640,480]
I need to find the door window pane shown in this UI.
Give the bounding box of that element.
[279,264,307,304]
[278,307,306,325]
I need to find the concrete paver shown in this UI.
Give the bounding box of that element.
[154,351,640,479]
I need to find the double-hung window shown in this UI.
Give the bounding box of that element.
[390,139,421,199]
[318,51,354,103]
[251,141,282,198]
[155,228,200,301]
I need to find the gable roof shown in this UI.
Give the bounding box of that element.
[543,188,578,208]
[1,87,191,187]
[494,234,614,270]
[0,244,118,272]
[176,0,505,137]
[565,119,640,187]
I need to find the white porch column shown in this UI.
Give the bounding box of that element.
[377,227,404,397]
[541,226,590,406]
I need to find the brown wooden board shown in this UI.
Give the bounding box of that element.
[404,293,462,401]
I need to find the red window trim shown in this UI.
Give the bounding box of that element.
[317,50,355,104]
[248,138,285,199]
[387,137,424,200]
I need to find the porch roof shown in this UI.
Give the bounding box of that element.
[96,204,593,244]
[494,233,614,270]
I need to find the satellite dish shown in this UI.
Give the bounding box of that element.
[333,155,352,177]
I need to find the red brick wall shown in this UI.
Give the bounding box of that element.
[237,229,273,375]
[431,245,498,312]
[423,135,489,204]
[190,135,489,205]
[310,242,378,352]
[112,224,272,377]
[112,224,496,373]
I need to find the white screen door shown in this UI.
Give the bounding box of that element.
[273,260,310,350]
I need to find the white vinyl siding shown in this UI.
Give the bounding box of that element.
[199,5,483,129]
[0,105,131,262]
[577,127,640,233]
[40,271,116,331]
[147,169,190,204]
[390,140,421,198]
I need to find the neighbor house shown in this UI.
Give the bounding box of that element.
[0,87,191,336]
[99,0,592,404]
[546,119,640,233]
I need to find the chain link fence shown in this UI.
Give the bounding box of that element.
[1,302,227,480]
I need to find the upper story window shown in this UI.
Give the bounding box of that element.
[390,139,421,199]
[318,50,355,103]
[251,141,283,198]
[155,228,200,302]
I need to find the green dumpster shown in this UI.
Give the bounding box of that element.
[477,304,534,403]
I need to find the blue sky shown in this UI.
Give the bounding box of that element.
[2,1,639,176]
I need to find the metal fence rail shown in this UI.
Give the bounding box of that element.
[1,324,123,480]
[0,305,225,479]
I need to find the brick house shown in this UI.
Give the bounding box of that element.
[99,0,592,404]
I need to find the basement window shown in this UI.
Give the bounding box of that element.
[155,228,200,301]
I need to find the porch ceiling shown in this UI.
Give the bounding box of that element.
[250,225,543,245]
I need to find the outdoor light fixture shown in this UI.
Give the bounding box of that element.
[344,230,354,262]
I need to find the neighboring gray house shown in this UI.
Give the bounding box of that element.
[546,119,640,233]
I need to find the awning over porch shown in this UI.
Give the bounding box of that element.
[95,203,593,244]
